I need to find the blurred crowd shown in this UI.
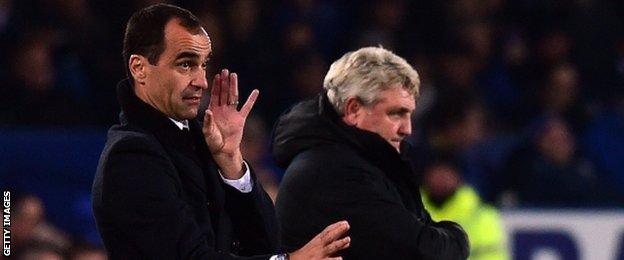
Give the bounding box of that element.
[3,192,106,259]
[1,0,624,257]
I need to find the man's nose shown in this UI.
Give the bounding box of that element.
[192,70,209,89]
[399,119,412,137]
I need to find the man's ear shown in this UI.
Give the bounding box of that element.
[129,54,148,84]
[343,97,362,126]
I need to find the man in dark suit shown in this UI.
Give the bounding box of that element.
[92,4,350,259]
[273,47,470,259]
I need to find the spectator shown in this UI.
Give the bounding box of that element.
[354,0,407,51]
[15,241,65,260]
[68,244,107,260]
[477,30,532,131]
[273,0,347,58]
[11,194,71,257]
[421,156,510,260]
[536,63,592,133]
[425,96,487,156]
[1,28,89,126]
[503,116,602,207]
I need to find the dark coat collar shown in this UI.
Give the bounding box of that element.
[273,91,416,176]
[272,91,423,209]
[319,93,423,208]
[317,92,414,169]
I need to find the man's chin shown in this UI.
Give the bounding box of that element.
[175,109,198,120]
[187,111,199,119]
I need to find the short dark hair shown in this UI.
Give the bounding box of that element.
[122,3,203,79]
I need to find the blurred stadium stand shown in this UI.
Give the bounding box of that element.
[0,128,106,245]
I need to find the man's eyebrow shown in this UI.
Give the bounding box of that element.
[174,51,201,60]
[390,107,413,114]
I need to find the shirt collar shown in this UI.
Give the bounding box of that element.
[169,118,190,130]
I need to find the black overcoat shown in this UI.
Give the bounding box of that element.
[92,81,277,259]
[273,93,469,259]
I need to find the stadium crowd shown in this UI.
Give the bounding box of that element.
[1,0,623,258]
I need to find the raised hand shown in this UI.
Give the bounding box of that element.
[289,221,351,260]
[203,69,258,179]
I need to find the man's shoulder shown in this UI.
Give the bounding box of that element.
[283,143,374,184]
[292,144,365,168]
[94,124,177,200]
[96,124,171,178]
[103,124,163,154]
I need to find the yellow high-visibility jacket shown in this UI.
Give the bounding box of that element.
[422,185,510,260]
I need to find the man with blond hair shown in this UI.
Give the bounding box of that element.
[273,47,470,259]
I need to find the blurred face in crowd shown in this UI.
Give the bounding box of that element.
[424,163,461,199]
[292,53,326,98]
[11,30,56,92]
[13,195,45,244]
[132,18,211,120]
[538,32,571,65]
[20,250,63,260]
[537,118,575,165]
[544,64,579,113]
[344,86,415,152]
[72,249,107,260]
[448,105,486,150]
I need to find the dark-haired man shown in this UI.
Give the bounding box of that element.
[92,4,349,259]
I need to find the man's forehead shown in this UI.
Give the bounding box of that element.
[378,87,416,108]
[164,19,212,56]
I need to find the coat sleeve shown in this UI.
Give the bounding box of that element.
[94,135,271,260]
[329,167,468,259]
[221,168,279,256]
[279,161,469,260]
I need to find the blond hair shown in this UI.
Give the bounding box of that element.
[323,46,420,115]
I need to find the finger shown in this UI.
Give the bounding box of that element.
[240,89,259,118]
[220,69,229,106]
[202,109,213,134]
[324,236,350,255]
[209,74,220,108]
[318,221,350,245]
[230,72,239,106]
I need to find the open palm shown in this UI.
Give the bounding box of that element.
[203,69,258,159]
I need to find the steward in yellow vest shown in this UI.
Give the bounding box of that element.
[421,158,509,260]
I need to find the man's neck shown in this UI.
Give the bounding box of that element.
[133,82,166,118]
[132,81,188,130]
